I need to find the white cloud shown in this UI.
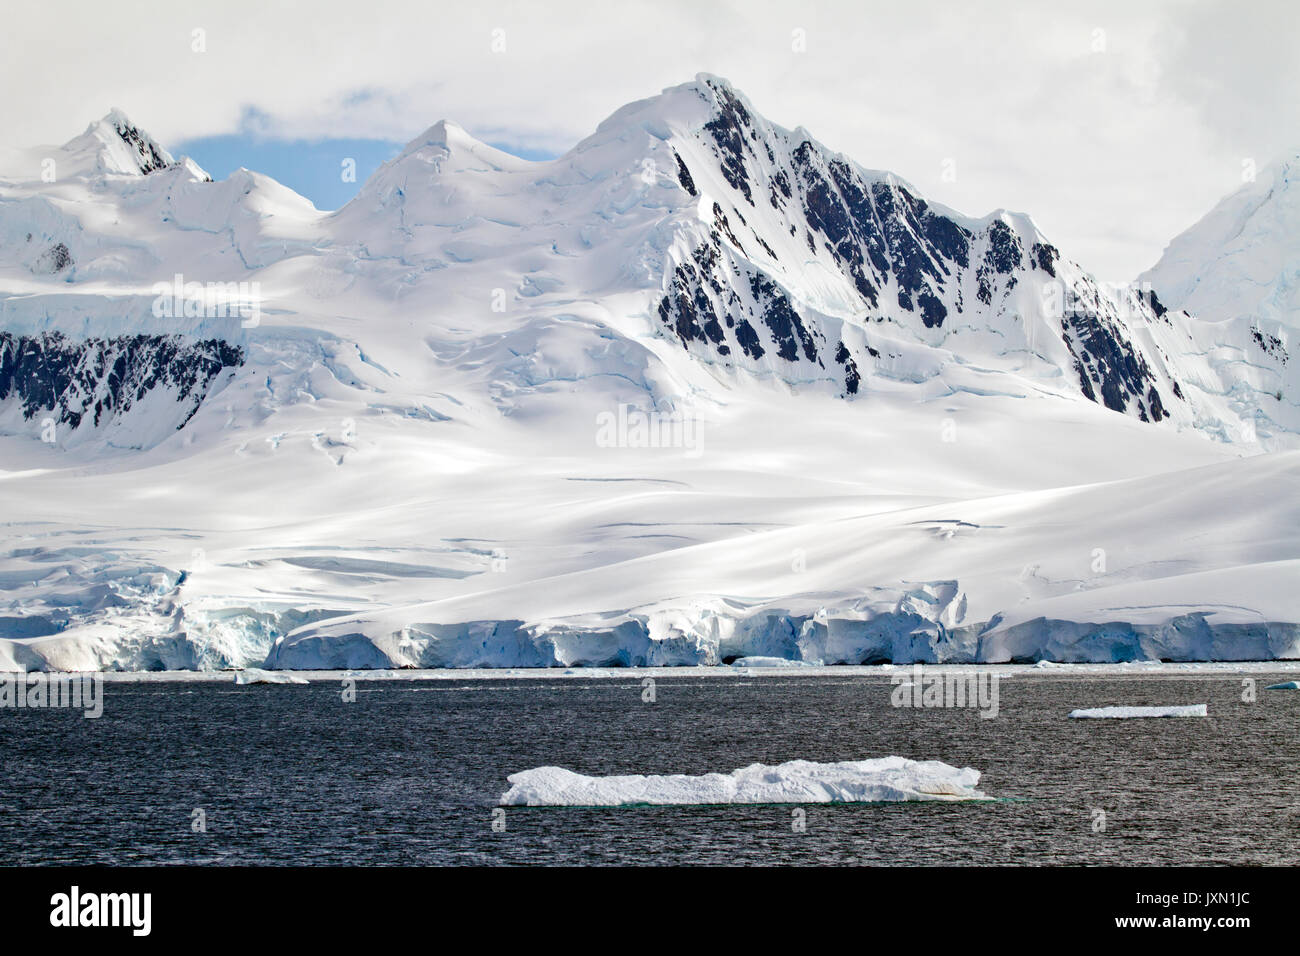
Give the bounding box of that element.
[3,0,1295,277]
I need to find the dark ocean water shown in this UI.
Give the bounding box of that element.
[1,673,1296,865]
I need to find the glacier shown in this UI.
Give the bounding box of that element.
[0,75,1298,672]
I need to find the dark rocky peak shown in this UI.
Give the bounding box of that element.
[100,109,177,175]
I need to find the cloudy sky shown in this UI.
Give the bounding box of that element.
[4,0,1296,278]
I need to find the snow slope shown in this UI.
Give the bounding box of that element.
[1143,151,1300,331]
[1139,151,1300,445]
[0,76,1297,671]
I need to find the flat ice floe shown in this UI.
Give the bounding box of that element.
[499,757,986,806]
[1067,704,1207,719]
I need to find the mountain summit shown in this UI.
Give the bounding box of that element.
[56,109,211,180]
[1142,150,1300,328]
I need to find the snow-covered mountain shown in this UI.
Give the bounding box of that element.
[0,75,1297,670]
[1137,151,1300,443]
[1143,151,1299,329]
[331,77,1189,427]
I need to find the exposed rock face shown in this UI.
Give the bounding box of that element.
[33,242,73,275]
[0,332,243,442]
[110,115,175,175]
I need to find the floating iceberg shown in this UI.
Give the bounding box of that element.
[499,757,987,806]
[1265,681,1300,690]
[1067,704,1207,719]
[234,668,309,685]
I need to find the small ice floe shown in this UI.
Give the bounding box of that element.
[1265,681,1300,690]
[234,668,309,685]
[500,756,987,806]
[729,656,817,668]
[1068,704,1207,719]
